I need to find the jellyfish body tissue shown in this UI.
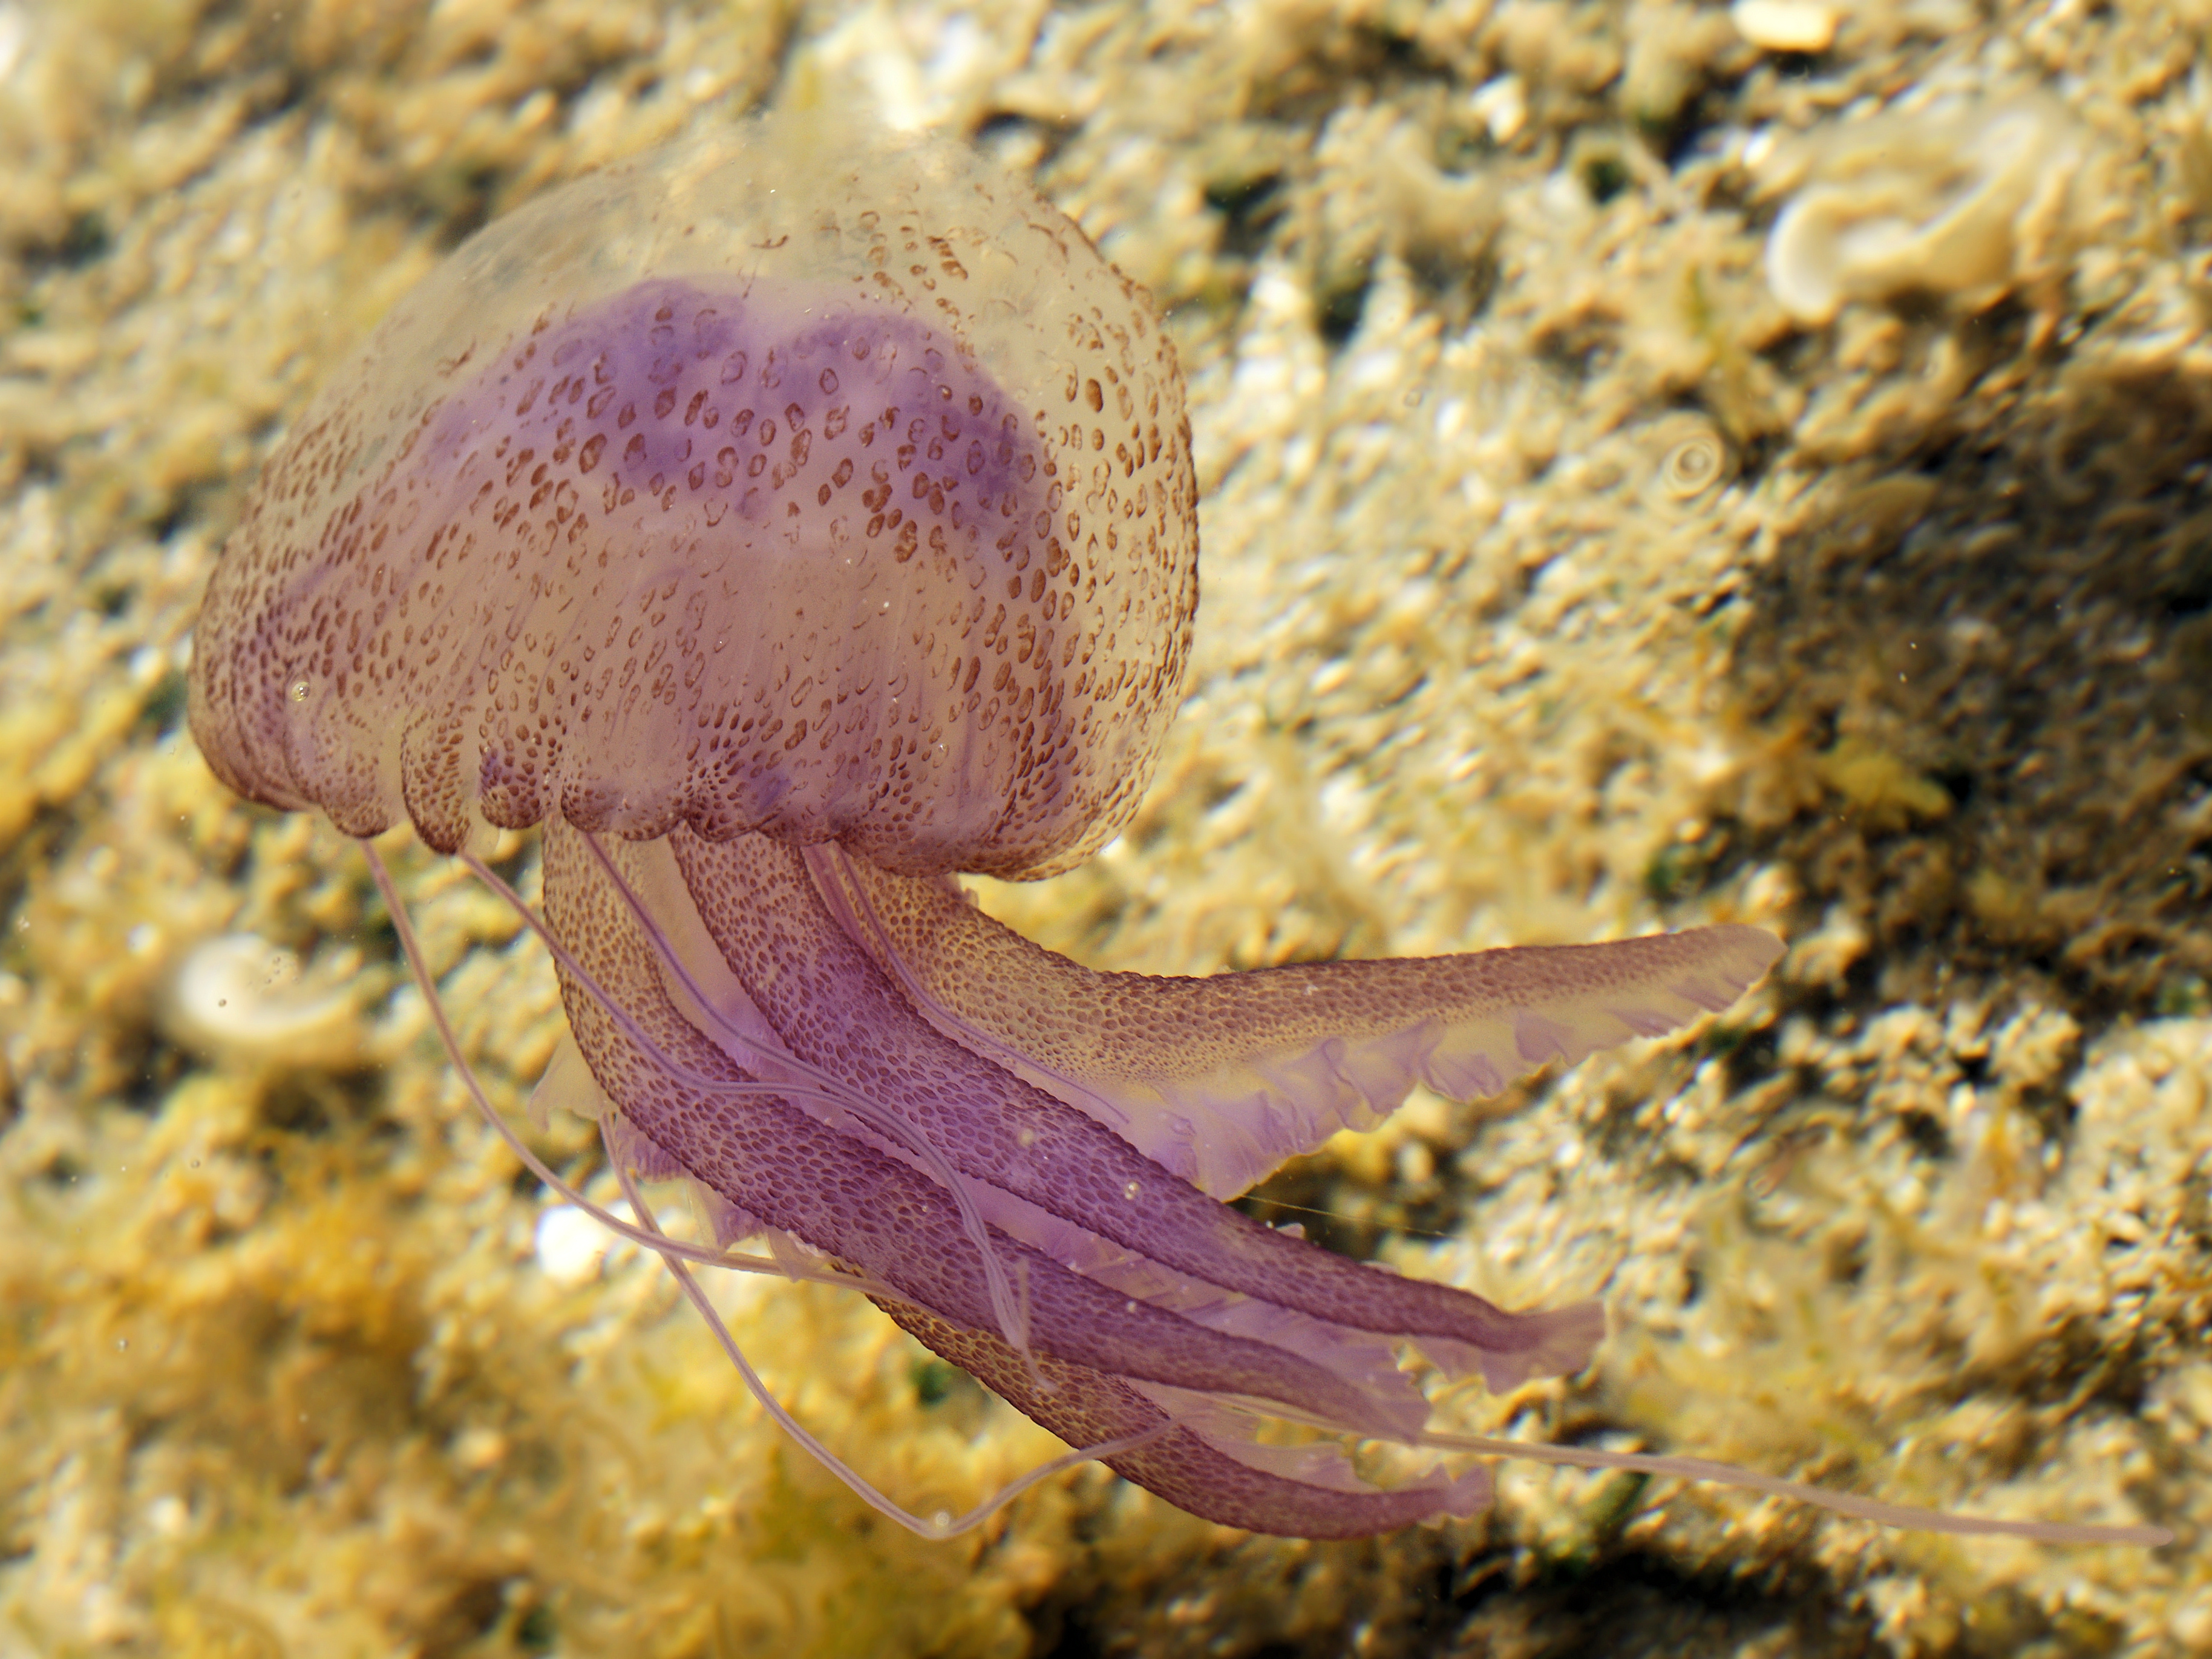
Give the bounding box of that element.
[188,116,1783,1539]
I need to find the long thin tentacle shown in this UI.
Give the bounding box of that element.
[1413,1430,2172,1547]
[609,1121,1164,1539]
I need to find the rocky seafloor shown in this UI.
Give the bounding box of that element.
[2,0,2209,1654]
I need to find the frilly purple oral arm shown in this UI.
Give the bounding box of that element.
[814,851,1786,1199]
[539,820,1436,1442]
[665,825,1623,1396]
[880,1302,1493,1540]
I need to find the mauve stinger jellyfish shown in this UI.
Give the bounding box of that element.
[185,114,2165,1548]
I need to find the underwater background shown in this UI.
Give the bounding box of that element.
[0,0,2206,1652]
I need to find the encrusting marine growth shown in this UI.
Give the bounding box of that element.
[185,111,2165,1546]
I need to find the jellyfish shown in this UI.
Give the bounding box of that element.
[186,115,2164,1547]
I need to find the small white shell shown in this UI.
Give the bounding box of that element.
[1655,422,1734,502]
[1635,413,1736,511]
[162,933,363,1069]
[1763,96,2084,325]
[1730,0,1839,53]
[535,1203,627,1286]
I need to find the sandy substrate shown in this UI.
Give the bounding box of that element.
[1,0,2208,1654]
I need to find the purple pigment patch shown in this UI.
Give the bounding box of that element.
[425,278,1036,537]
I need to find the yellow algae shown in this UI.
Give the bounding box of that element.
[1813,736,1955,833]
